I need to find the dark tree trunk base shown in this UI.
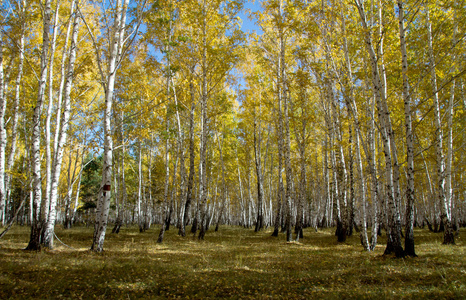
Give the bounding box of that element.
[198,227,206,240]
[191,218,198,234]
[178,227,186,237]
[165,217,171,231]
[112,222,121,234]
[25,224,42,251]
[25,241,41,251]
[404,238,417,257]
[255,216,263,232]
[384,241,405,258]
[439,219,445,232]
[443,230,455,245]
[336,220,347,243]
[271,229,279,237]
[424,217,434,232]
[353,221,360,233]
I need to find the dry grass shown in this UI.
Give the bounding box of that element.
[0,225,465,299]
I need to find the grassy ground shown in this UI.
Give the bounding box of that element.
[0,225,465,299]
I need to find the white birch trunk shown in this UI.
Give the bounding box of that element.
[369,96,379,250]
[354,0,403,256]
[158,8,174,242]
[172,79,186,231]
[44,1,61,229]
[5,0,26,219]
[425,6,455,244]
[445,10,457,229]
[26,0,52,251]
[91,0,129,252]
[276,0,293,242]
[253,101,264,232]
[272,73,285,236]
[339,1,370,249]
[215,135,227,231]
[43,0,79,248]
[397,0,416,256]
[0,0,6,226]
[198,0,208,240]
[179,75,196,237]
[235,144,246,226]
[137,141,143,231]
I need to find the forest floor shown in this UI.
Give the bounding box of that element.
[0,225,465,299]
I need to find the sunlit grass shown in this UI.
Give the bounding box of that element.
[0,225,465,299]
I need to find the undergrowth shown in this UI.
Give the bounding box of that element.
[0,225,464,299]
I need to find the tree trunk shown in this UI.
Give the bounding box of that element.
[43,2,79,248]
[275,0,293,242]
[113,113,125,234]
[0,0,6,226]
[26,0,52,251]
[272,106,284,237]
[347,125,355,237]
[397,0,416,256]
[198,0,208,240]
[235,143,246,227]
[253,102,264,232]
[4,0,26,225]
[43,1,62,241]
[215,131,227,232]
[425,6,455,245]
[354,0,404,257]
[138,141,144,232]
[91,0,129,252]
[172,78,186,231]
[368,95,379,250]
[179,77,196,237]
[445,13,457,236]
[294,122,306,242]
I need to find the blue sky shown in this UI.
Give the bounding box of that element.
[238,0,262,34]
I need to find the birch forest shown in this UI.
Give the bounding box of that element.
[0,0,465,259]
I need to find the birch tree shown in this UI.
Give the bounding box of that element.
[25,0,52,251]
[396,0,416,256]
[353,0,404,257]
[425,3,455,245]
[43,0,80,249]
[0,0,6,226]
[5,0,26,223]
[91,0,131,252]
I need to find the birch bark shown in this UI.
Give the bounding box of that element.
[445,12,458,231]
[397,0,416,256]
[271,81,284,236]
[158,6,175,242]
[339,2,370,248]
[425,5,455,244]
[0,0,5,226]
[275,0,293,242]
[43,0,80,248]
[198,0,208,240]
[5,0,26,222]
[354,0,404,256]
[44,1,62,231]
[91,0,129,252]
[253,100,264,232]
[215,134,227,232]
[179,75,196,237]
[26,0,52,251]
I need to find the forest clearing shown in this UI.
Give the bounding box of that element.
[1,225,465,299]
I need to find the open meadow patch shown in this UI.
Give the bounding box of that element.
[1,226,465,299]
